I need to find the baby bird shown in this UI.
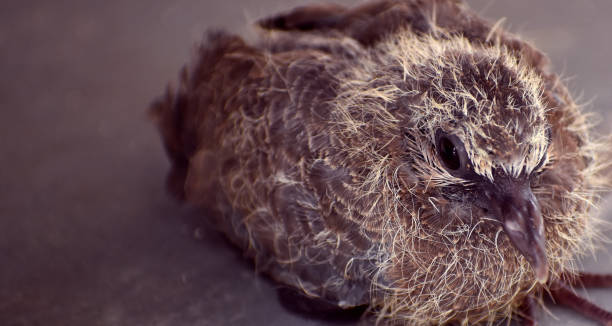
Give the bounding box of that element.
[151,0,612,325]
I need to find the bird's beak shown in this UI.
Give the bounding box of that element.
[486,180,548,283]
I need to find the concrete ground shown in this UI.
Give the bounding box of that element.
[1,0,611,325]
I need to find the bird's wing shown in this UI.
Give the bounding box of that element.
[258,0,470,47]
[151,30,377,307]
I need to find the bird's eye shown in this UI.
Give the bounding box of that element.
[434,130,470,176]
[438,136,461,170]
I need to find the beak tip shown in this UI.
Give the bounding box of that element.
[534,262,549,284]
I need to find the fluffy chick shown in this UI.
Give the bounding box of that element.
[151,0,611,324]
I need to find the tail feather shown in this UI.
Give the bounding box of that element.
[150,85,190,199]
[150,31,261,199]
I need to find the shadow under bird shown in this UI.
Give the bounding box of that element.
[151,0,612,324]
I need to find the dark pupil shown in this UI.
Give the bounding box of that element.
[439,137,460,170]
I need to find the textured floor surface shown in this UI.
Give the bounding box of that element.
[1,0,612,325]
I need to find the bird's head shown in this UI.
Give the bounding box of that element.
[403,38,552,283]
[331,30,599,322]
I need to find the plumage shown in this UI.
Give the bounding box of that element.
[151,0,611,324]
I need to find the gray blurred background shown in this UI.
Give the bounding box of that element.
[1,1,611,325]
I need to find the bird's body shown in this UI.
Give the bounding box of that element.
[152,1,610,324]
